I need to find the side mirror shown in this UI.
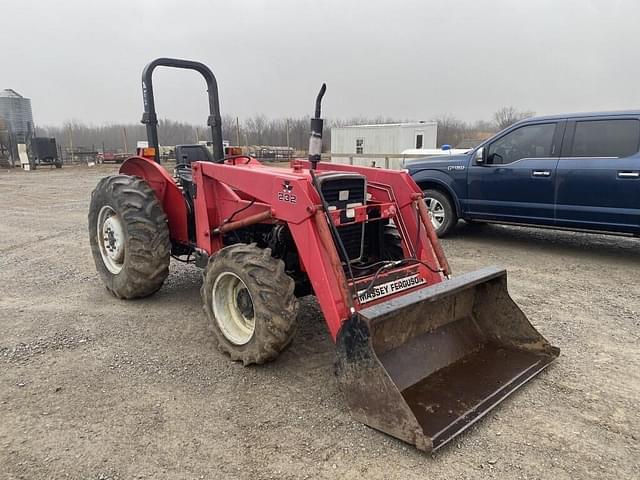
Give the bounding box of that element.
[474,147,485,164]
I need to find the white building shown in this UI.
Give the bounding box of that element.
[331,121,437,169]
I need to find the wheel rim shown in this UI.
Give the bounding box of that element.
[212,272,256,345]
[97,205,125,274]
[424,197,446,230]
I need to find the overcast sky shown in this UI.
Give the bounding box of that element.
[2,0,638,126]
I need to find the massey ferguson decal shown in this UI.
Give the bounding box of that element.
[278,180,297,204]
[357,273,426,304]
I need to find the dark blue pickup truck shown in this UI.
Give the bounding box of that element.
[408,111,640,237]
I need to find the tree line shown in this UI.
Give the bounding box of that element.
[36,107,534,153]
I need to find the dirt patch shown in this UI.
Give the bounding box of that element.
[0,164,638,479]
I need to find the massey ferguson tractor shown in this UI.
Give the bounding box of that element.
[88,58,559,453]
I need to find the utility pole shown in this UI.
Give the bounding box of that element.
[286,119,291,160]
[68,126,74,163]
[235,117,240,146]
[122,127,128,154]
[286,119,290,148]
[195,127,200,143]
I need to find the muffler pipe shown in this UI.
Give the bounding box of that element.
[308,83,326,170]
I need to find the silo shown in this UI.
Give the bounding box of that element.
[0,89,34,142]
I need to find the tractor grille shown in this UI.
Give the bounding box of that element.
[318,173,366,262]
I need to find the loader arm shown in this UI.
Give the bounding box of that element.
[192,160,445,338]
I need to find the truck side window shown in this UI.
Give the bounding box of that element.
[486,123,556,165]
[571,119,640,158]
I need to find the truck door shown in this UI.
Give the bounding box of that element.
[555,117,640,234]
[466,121,563,224]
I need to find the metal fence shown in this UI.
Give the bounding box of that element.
[324,153,429,169]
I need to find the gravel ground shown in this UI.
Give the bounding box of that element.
[0,164,638,479]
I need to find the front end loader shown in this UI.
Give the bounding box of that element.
[88,58,559,453]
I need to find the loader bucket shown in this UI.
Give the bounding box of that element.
[335,266,559,453]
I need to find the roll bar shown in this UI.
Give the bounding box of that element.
[140,58,224,163]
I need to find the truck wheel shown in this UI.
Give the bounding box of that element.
[54,160,62,168]
[201,244,298,365]
[88,175,170,299]
[423,189,457,237]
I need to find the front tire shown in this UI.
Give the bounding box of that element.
[201,244,298,365]
[88,175,170,299]
[423,189,457,237]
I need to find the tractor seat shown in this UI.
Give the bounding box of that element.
[175,144,213,167]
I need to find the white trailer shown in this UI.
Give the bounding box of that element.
[331,121,437,169]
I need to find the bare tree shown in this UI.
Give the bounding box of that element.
[493,106,535,131]
[433,115,468,148]
[36,111,514,156]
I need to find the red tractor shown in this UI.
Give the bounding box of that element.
[89,58,559,453]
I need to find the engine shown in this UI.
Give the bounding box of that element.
[315,172,367,262]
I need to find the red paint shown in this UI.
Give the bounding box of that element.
[119,156,189,243]
[215,209,273,235]
[122,156,447,341]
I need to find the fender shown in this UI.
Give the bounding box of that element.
[119,156,189,244]
[411,169,464,217]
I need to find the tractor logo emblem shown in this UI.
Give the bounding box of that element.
[278,180,296,204]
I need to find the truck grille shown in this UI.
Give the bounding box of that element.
[317,173,366,262]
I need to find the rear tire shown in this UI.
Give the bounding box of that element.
[88,175,170,299]
[423,189,457,237]
[201,244,298,365]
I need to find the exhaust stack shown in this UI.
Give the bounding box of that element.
[308,83,326,170]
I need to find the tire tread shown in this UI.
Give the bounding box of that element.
[201,243,298,365]
[88,175,170,299]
